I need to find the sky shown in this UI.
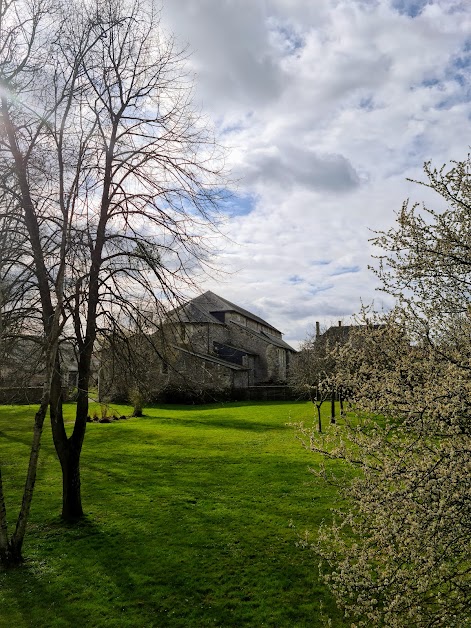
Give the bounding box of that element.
[160,0,471,347]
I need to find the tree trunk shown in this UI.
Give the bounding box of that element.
[0,468,10,564]
[49,363,87,520]
[1,399,49,568]
[0,541,23,568]
[51,414,87,521]
[317,405,322,433]
[60,447,83,520]
[330,389,336,424]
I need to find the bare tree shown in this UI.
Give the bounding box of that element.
[0,0,65,566]
[298,159,471,627]
[0,183,63,566]
[0,188,45,396]
[0,0,227,549]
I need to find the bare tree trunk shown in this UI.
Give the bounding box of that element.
[62,382,88,520]
[60,446,83,520]
[0,469,9,562]
[0,397,49,567]
[331,388,336,424]
[50,362,87,520]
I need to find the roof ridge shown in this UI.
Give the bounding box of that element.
[199,291,280,332]
[229,320,296,352]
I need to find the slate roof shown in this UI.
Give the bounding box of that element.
[316,324,384,347]
[166,291,296,353]
[167,291,280,333]
[166,300,223,325]
[319,325,354,341]
[229,320,296,352]
[174,346,248,371]
[320,324,383,340]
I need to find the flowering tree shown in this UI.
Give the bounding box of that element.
[290,327,336,432]
[298,160,471,626]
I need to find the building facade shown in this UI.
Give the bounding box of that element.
[154,291,297,397]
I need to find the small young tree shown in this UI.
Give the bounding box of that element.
[0,193,63,566]
[290,327,337,432]
[290,322,353,431]
[299,159,471,627]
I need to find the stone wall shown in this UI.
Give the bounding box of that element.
[0,386,71,404]
[181,321,290,384]
[0,387,44,404]
[232,386,297,401]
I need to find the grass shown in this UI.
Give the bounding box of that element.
[0,400,349,627]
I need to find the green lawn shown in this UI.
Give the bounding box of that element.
[0,401,348,627]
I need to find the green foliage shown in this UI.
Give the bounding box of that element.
[0,402,348,627]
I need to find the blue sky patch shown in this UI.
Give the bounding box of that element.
[307,284,334,295]
[310,259,331,266]
[275,25,304,54]
[221,192,257,216]
[391,0,429,18]
[359,96,375,111]
[421,77,439,88]
[330,265,360,276]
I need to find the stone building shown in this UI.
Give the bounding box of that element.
[101,291,297,402]
[146,291,297,398]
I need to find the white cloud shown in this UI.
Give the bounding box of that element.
[161,0,471,346]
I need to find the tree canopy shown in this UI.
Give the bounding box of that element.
[299,159,471,627]
[0,0,226,564]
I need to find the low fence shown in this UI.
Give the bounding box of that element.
[0,386,72,404]
[146,385,298,404]
[232,386,297,401]
[0,387,44,404]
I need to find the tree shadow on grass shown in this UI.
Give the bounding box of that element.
[147,400,306,412]
[96,415,288,434]
[0,429,38,449]
[162,417,287,432]
[2,516,119,627]
[30,501,342,627]
[2,560,89,627]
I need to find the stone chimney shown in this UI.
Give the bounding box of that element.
[338,320,342,327]
[316,321,320,338]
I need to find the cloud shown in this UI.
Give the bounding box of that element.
[161,1,290,110]
[239,145,360,193]
[160,0,471,345]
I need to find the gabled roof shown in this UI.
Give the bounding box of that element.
[202,291,280,332]
[166,300,224,325]
[315,324,384,348]
[319,325,354,342]
[165,291,296,353]
[229,320,296,352]
[174,346,248,371]
[167,291,281,333]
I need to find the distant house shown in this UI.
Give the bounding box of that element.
[313,320,384,346]
[158,291,297,392]
[0,339,82,404]
[314,320,352,343]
